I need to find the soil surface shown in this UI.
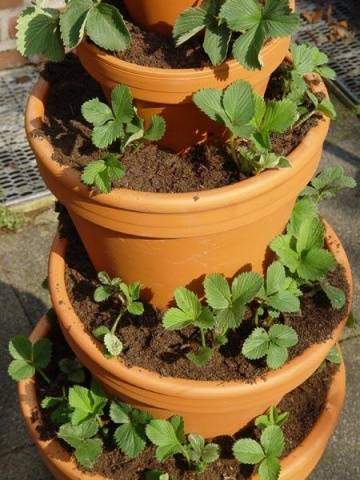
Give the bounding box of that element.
[34,327,339,480]
[37,55,323,194]
[62,221,349,382]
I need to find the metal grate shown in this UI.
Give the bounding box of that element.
[0,66,49,206]
[296,0,360,107]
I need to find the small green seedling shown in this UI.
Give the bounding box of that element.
[301,166,357,204]
[93,271,144,357]
[294,90,336,129]
[146,416,219,472]
[68,380,108,427]
[326,346,342,365]
[242,324,298,369]
[255,406,289,430]
[163,287,216,367]
[255,261,301,324]
[8,336,52,383]
[58,417,103,468]
[204,271,263,334]
[193,81,297,175]
[16,0,130,62]
[81,84,166,193]
[110,401,153,458]
[233,425,284,480]
[174,0,299,69]
[270,215,345,309]
[59,358,86,384]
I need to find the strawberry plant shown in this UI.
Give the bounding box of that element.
[93,271,144,357]
[8,335,52,383]
[16,0,130,62]
[59,358,86,384]
[242,324,298,369]
[81,85,166,193]
[301,166,356,204]
[255,406,289,429]
[174,0,299,69]
[233,425,285,480]
[110,401,153,458]
[68,381,108,427]
[326,346,342,365]
[146,416,220,472]
[193,80,297,175]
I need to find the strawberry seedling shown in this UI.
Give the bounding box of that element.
[8,335,52,383]
[93,271,144,357]
[255,406,289,430]
[301,166,356,204]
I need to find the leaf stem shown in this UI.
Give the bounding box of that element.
[294,109,316,129]
[111,293,127,335]
[37,368,51,384]
[200,328,206,348]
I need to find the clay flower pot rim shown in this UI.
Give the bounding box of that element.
[49,220,352,398]
[26,72,329,215]
[17,317,346,480]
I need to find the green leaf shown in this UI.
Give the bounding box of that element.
[104,332,123,356]
[297,248,337,281]
[346,312,358,329]
[204,273,231,310]
[41,396,64,409]
[203,21,231,66]
[220,0,262,32]
[270,234,299,273]
[193,88,224,123]
[93,325,111,340]
[175,287,202,320]
[111,85,134,123]
[82,98,114,126]
[326,346,342,365]
[9,336,32,361]
[261,99,297,133]
[260,425,284,457]
[266,262,286,296]
[8,359,35,381]
[163,308,192,330]
[232,25,266,70]
[92,119,124,149]
[114,423,146,458]
[82,155,125,193]
[33,338,52,369]
[186,346,214,367]
[146,418,184,462]
[143,115,167,142]
[86,3,130,52]
[266,343,288,369]
[93,284,113,302]
[59,0,93,48]
[258,456,281,480]
[287,198,318,237]
[128,301,144,316]
[110,401,131,424]
[302,166,356,202]
[74,438,103,469]
[242,327,270,360]
[262,0,299,38]
[173,7,207,46]
[223,80,255,127]
[232,271,263,304]
[233,438,265,464]
[16,7,65,62]
[58,419,99,448]
[267,290,300,313]
[320,280,346,310]
[318,99,336,120]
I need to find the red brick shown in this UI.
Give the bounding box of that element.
[0,49,27,70]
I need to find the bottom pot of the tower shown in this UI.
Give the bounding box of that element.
[16,315,346,480]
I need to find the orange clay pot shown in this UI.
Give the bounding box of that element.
[123,0,201,36]
[26,74,328,310]
[76,0,295,151]
[48,221,352,438]
[18,315,346,480]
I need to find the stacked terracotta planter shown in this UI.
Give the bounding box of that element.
[18,1,353,479]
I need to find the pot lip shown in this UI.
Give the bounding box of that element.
[17,326,346,480]
[49,221,352,396]
[26,72,329,214]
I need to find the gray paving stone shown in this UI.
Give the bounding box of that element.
[2,445,51,480]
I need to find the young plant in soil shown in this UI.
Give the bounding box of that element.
[193,80,298,175]
[81,84,166,193]
[8,335,52,383]
[93,271,144,357]
[255,406,289,429]
[173,0,299,68]
[146,416,220,473]
[16,0,130,62]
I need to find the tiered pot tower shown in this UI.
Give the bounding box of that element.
[13,1,355,479]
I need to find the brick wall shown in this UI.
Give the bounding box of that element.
[0,0,64,70]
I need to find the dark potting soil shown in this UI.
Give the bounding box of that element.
[62,223,349,382]
[34,327,339,480]
[36,55,323,194]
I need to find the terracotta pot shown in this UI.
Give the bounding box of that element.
[77,0,295,151]
[123,0,201,36]
[48,221,352,438]
[26,74,328,309]
[18,315,347,479]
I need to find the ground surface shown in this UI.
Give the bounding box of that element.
[0,96,359,479]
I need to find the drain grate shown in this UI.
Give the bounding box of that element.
[0,65,49,206]
[296,0,360,107]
